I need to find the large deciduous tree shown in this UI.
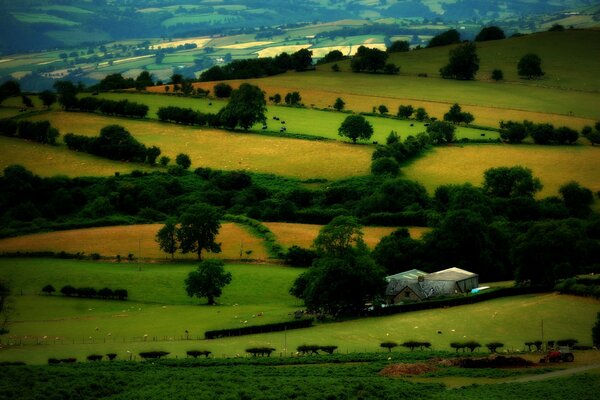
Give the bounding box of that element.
[218,83,266,131]
[185,259,232,304]
[156,218,179,259]
[440,42,479,80]
[338,114,373,143]
[290,216,385,317]
[482,166,542,198]
[518,53,544,79]
[475,26,505,42]
[177,203,222,260]
[426,121,456,144]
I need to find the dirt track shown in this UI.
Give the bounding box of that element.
[511,363,600,382]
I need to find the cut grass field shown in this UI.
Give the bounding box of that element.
[0,257,598,365]
[265,223,431,249]
[0,223,269,261]
[401,144,600,197]
[93,92,500,142]
[25,111,373,180]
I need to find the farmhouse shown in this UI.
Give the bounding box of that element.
[385,267,479,304]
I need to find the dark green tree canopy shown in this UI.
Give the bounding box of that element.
[440,42,479,80]
[483,166,542,198]
[443,103,474,124]
[156,218,178,259]
[177,203,223,260]
[350,46,389,73]
[218,83,267,130]
[475,26,506,42]
[333,97,345,111]
[428,29,460,47]
[518,53,544,79]
[175,153,191,169]
[313,215,365,258]
[338,114,373,143]
[387,40,410,53]
[39,90,56,108]
[135,71,154,90]
[373,228,423,274]
[185,259,232,305]
[291,48,313,71]
[426,121,456,144]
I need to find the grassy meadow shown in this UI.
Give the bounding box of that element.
[0,256,598,365]
[0,223,269,261]
[91,92,497,142]
[401,144,600,197]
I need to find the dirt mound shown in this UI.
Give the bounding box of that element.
[454,355,535,368]
[379,363,437,377]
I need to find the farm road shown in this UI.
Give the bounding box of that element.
[511,363,600,383]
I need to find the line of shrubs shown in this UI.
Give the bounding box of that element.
[205,318,314,339]
[0,119,59,145]
[224,214,285,258]
[499,120,580,144]
[77,97,148,118]
[555,277,600,299]
[380,341,432,352]
[246,347,276,357]
[157,106,212,126]
[296,345,338,355]
[43,284,128,300]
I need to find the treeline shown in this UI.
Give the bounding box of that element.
[77,97,148,118]
[64,125,160,164]
[0,119,59,145]
[157,106,210,126]
[50,285,128,300]
[199,48,313,82]
[500,120,579,145]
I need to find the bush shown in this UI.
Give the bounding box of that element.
[213,83,233,98]
[284,245,317,267]
[486,342,504,353]
[106,353,117,361]
[371,157,399,176]
[175,153,191,169]
[297,345,320,355]
[246,347,276,357]
[319,345,338,355]
[186,350,211,358]
[139,351,169,360]
[380,342,398,352]
[86,354,103,362]
[48,358,60,365]
[42,284,55,295]
[60,285,77,297]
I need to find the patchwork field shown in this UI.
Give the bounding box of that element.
[24,111,373,180]
[0,256,597,365]
[0,136,152,178]
[401,144,600,197]
[265,223,431,249]
[0,223,269,261]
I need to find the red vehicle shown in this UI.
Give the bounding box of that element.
[541,347,574,363]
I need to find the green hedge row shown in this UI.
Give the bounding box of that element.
[205,318,314,339]
[224,214,285,258]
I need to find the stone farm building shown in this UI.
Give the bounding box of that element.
[385,267,479,304]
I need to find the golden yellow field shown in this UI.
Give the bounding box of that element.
[0,136,152,177]
[264,222,430,249]
[0,223,269,261]
[219,41,273,49]
[402,144,600,197]
[26,112,372,180]
[149,37,211,49]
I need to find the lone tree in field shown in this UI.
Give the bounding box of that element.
[518,53,544,79]
[42,284,56,295]
[338,115,373,144]
[440,42,479,80]
[185,259,232,305]
[333,97,345,112]
[177,203,222,260]
[156,218,179,259]
[39,90,57,109]
[218,83,266,130]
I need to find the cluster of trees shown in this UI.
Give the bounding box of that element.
[91,72,155,92]
[64,125,160,164]
[0,119,59,145]
[380,341,431,352]
[350,46,399,74]
[76,97,149,118]
[499,120,579,145]
[440,42,479,80]
[157,106,209,126]
[199,48,313,81]
[156,203,223,261]
[54,285,128,300]
[443,103,474,124]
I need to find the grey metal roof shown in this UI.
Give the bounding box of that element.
[385,269,427,282]
[425,267,478,282]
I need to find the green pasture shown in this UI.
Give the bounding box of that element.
[10,12,80,26]
[161,14,240,28]
[401,144,600,198]
[385,29,600,92]
[93,92,498,142]
[252,70,600,125]
[0,257,598,365]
